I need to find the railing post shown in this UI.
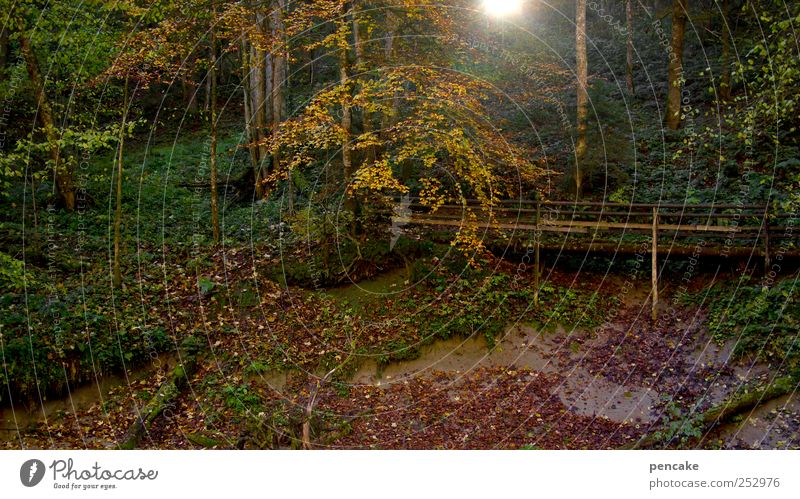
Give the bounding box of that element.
[534,200,541,308]
[763,203,771,270]
[651,206,658,321]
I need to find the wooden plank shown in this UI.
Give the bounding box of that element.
[410,216,761,233]
[764,204,771,269]
[420,207,766,219]
[396,217,773,237]
[535,201,541,308]
[518,241,799,258]
[395,217,589,234]
[394,197,768,210]
[652,207,658,321]
[539,219,761,233]
[407,204,769,215]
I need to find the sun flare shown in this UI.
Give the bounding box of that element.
[482,0,523,17]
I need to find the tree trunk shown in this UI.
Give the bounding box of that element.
[182,66,198,115]
[210,0,220,243]
[252,40,266,198]
[353,6,376,166]
[249,6,273,199]
[204,66,212,112]
[339,4,354,193]
[271,0,290,212]
[719,0,731,101]
[20,35,74,210]
[244,16,273,200]
[575,0,588,199]
[379,11,399,149]
[665,0,687,130]
[626,0,635,94]
[340,59,353,181]
[113,75,129,288]
[240,36,261,193]
[0,27,8,72]
[242,2,272,199]
[308,46,315,87]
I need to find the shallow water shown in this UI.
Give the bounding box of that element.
[3,268,783,445]
[324,266,413,309]
[711,392,800,449]
[0,355,177,444]
[351,324,658,424]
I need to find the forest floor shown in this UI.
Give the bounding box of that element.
[3,247,797,450]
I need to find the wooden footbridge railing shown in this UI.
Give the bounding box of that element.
[390,197,799,319]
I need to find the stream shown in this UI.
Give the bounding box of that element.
[349,325,658,425]
[317,266,658,424]
[2,267,794,448]
[0,355,177,444]
[324,266,413,309]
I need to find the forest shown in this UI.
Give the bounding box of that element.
[0,0,799,450]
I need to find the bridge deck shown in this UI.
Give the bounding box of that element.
[389,197,799,319]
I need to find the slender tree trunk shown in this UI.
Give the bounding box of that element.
[240,36,261,193]
[20,35,74,210]
[204,67,212,112]
[665,0,687,130]
[182,64,198,115]
[271,0,290,212]
[252,40,266,198]
[340,57,353,182]
[264,48,274,128]
[353,6,376,166]
[719,0,731,101]
[626,0,635,94]
[254,17,274,199]
[0,28,8,73]
[339,6,355,214]
[29,168,38,228]
[380,11,399,145]
[308,46,315,87]
[210,0,220,243]
[113,75,129,288]
[383,12,396,63]
[575,0,588,199]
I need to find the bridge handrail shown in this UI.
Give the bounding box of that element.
[390,196,770,211]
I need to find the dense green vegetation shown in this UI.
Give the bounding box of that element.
[696,275,800,373]
[1,0,798,450]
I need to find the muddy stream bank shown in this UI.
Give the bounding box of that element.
[0,354,178,445]
[3,267,796,449]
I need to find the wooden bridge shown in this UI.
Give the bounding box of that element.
[391,197,799,319]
